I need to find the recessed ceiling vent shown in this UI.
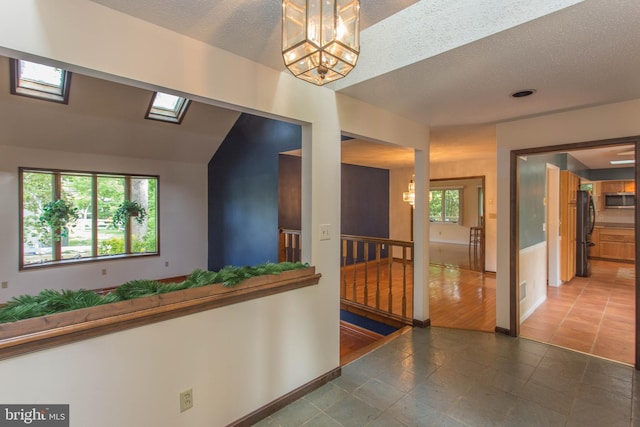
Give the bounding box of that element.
[511,89,536,98]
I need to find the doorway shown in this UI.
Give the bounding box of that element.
[511,137,639,367]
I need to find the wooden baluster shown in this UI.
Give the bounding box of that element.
[375,243,381,309]
[352,240,357,303]
[364,242,369,306]
[402,246,408,319]
[292,234,298,262]
[284,233,290,262]
[388,245,393,314]
[341,239,347,299]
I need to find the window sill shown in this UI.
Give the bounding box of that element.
[0,266,320,360]
[20,252,159,271]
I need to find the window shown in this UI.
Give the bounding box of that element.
[145,91,190,124]
[429,188,462,223]
[20,168,158,269]
[10,59,71,103]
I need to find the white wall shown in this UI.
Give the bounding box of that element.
[496,98,640,331]
[0,145,207,302]
[430,157,498,272]
[0,286,326,427]
[429,178,481,245]
[518,242,547,322]
[0,1,428,425]
[389,167,414,246]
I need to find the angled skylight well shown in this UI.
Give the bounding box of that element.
[10,59,71,104]
[145,92,190,124]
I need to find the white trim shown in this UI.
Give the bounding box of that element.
[520,294,547,323]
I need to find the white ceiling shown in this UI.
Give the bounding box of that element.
[11,1,640,169]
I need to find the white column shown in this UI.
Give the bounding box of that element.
[412,148,430,324]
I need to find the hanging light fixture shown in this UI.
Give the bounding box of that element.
[403,176,415,207]
[282,0,360,85]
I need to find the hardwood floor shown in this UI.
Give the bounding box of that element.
[339,247,635,366]
[520,259,635,365]
[429,264,496,332]
[430,241,483,272]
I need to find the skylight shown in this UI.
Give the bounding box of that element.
[10,59,71,103]
[145,92,190,124]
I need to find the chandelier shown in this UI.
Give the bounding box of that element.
[403,176,415,207]
[282,0,360,85]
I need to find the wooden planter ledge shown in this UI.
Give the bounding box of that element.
[0,267,320,361]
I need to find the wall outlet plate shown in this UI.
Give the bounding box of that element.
[180,388,193,412]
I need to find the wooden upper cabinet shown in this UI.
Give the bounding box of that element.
[601,181,625,193]
[600,180,635,193]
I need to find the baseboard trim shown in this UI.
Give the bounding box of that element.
[228,367,341,427]
[412,318,431,328]
[495,326,512,336]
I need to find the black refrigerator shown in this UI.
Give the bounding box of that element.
[576,190,596,277]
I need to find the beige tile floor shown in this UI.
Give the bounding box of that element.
[520,259,635,365]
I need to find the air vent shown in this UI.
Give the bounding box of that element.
[519,281,527,301]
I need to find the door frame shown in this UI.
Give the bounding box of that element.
[546,164,561,287]
[509,136,640,368]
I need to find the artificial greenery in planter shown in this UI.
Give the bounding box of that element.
[0,262,309,323]
[112,200,147,229]
[38,199,80,242]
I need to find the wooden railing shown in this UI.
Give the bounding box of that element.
[340,234,413,324]
[278,229,414,324]
[279,228,302,263]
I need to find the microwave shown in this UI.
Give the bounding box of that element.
[604,192,635,209]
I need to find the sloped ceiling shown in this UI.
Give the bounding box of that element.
[0,56,240,164]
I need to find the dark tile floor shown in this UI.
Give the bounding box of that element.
[255,327,639,427]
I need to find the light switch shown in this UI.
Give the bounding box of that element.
[320,224,331,241]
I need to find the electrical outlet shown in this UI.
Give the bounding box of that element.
[180,388,193,412]
[101,269,107,276]
[165,261,169,267]
[1,281,7,289]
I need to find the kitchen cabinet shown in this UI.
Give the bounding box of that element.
[589,228,600,257]
[600,180,635,194]
[560,171,579,281]
[624,181,636,193]
[594,227,635,262]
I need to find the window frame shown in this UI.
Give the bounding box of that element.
[10,58,72,104]
[429,187,463,224]
[19,167,160,270]
[144,91,191,124]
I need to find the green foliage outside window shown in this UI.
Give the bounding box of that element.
[21,169,158,267]
[429,189,462,223]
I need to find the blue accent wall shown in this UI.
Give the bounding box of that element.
[519,153,563,249]
[589,167,635,181]
[341,164,389,237]
[208,114,301,271]
[278,157,390,262]
[278,154,301,230]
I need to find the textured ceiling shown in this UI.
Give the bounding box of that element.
[76,1,640,168]
[88,0,420,72]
